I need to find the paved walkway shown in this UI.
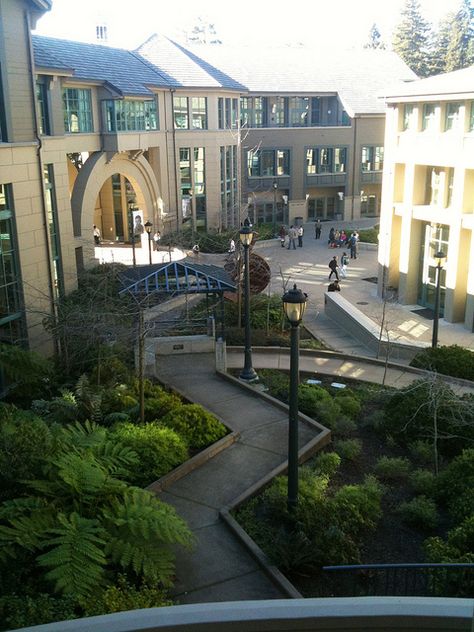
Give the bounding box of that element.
[154,353,324,603]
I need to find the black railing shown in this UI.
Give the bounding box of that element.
[147,317,210,337]
[322,563,474,598]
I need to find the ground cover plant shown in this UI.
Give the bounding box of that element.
[234,369,474,598]
[0,344,227,629]
[410,345,474,381]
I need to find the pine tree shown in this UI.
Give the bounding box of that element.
[444,0,474,72]
[392,0,432,77]
[364,23,386,49]
[429,12,455,75]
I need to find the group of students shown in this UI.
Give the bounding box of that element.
[328,227,360,257]
[278,225,304,249]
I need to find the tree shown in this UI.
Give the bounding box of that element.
[364,23,386,49]
[187,17,222,45]
[429,12,455,75]
[444,0,474,72]
[392,0,432,77]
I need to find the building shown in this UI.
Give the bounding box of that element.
[379,66,474,332]
[0,0,414,350]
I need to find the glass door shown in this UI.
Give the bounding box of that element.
[418,223,449,313]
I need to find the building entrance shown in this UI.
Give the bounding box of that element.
[417,223,449,314]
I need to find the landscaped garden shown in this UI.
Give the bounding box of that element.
[234,364,474,598]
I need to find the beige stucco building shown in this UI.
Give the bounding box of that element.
[379,66,474,332]
[1,0,415,350]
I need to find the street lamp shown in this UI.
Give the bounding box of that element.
[432,250,446,349]
[272,181,278,235]
[282,283,308,512]
[239,218,257,382]
[144,220,153,265]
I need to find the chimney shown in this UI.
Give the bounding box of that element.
[96,23,108,44]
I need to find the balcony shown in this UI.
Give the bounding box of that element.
[17,597,474,631]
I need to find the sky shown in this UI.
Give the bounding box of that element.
[33,0,465,50]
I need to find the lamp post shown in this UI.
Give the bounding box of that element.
[239,218,257,382]
[431,250,446,349]
[144,220,153,265]
[272,181,278,235]
[282,283,307,512]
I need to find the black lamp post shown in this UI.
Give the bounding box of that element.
[282,283,308,512]
[144,220,153,265]
[239,218,257,382]
[432,250,446,349]
[272,181,278,235]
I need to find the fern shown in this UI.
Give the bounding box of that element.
[37,512,107,599]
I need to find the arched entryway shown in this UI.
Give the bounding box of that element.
[70,151,163,240]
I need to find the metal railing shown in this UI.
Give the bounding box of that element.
[322,563,474,598]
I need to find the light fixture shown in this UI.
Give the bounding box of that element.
[282,284,307,325]
[239,217,253,247]
[144,220,153,234]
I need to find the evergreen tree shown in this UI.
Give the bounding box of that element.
[429,12,455,75]
[364,23,386,49]
[444,0,474,72]
[392,0,432,77]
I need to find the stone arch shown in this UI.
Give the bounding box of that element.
[70,151,162,237]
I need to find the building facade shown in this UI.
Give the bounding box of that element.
[379,67,474,332]
[1,0,414,350]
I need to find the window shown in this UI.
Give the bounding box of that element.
[104,99,158,132]
[361,146,384,172]
[36,78,50,135]
[240,96,267,128]
[445,102,461,131]
[360,194,377,216]
[422,103,438,131]
[63,88,93,133]
[179,147,206,228]
[247,149,290,177]
[194,147,206,228]
[173,96,188,129]
[219,97,238,129]
[307,196,337,220]
[470,102,474,131]
[0,184,26,344]
[272,97,288,127]
[403,104,415,131]
[0,64,7,141]
[306,147,348,174]
[425,167,452,207]
[290,97,310,127]
[43,165,64,298]
[191,97,207,129]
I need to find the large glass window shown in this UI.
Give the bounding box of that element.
[104,99,158,132]
[173,96,188,129]
[444,102,461,131]
[194,147,206,228]
[36,78,50,135]
[219,97,238,130]
[306,147,348,174]
[403,104,415,131]
[360,194,377,216]
[191,97,207,129]
[361,146,384,172]
[247,149,290,177]
[43,165,64,298]
[0,185,26,344]
[0,64,7,141]
[290,97,310,127]
[422,103,438,131]
[240,96,267,128]
[63,88,93,133]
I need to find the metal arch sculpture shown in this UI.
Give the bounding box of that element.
[224,250,271,294]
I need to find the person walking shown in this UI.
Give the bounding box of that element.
[278,225,287,247]
[93,225,101,245]
[153,230,161,250]
[328,255,339,281]
[340,251,348,278]
[315,219,322,239]
[287,225,297,250]
[297,225,304,247]
[349,232,358,259]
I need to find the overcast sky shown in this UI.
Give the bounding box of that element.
[33,0,465,49]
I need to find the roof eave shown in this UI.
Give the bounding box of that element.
[385,90,474,103]
[29,0,52,10]
[35,64,74,77]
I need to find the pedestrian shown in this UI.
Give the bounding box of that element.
[278,225,287,248]
[192,244,200,256]
[93,225,101,245]
[315,219,322,239]
[153,230,161,250]
[349,232,358,259]
[328,227,335,247]
[297,225,304,247]
[328,255,339,280]
[328,279,341,292]
[287,225,297,250]
[340,251,348,278]
[228,238,236,253]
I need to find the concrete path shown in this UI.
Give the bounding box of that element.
[154,353,325,604]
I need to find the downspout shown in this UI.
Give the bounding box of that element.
[169,88,181,232]
[350,115,358,221]
[25,10,58,353]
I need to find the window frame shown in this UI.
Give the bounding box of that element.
[361,145,384,172]
[62,87,93,133]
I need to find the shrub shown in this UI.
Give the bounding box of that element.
[258,370,289,401]
[425,515,474,563]
[409,469,436,496]
[102,412,131,427]
[374,456,411,482]
[312,451,341,477]
[0,594,78,630]
[409,440,434,466]
[334,438,362,462]
[333,393,362,419]
[83,575,172,616]
[398,496,439,530]
[357,227,379,243]
[331,416,357,437]
[410,345,474,381]
[298,384,341,427]
[436,449,474,521]
[112,422,188,486]
[359,409,385,432]
[160,404,227,450]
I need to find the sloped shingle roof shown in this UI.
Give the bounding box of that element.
[383,64,474,100]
